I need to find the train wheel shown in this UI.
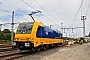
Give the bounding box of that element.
[36,47,40,51]
[55,44,59,47]
[43,46,46,50]
[46,45,49,49]
[40,46,44,50]
[50,44,54,48]
[49,45,52,48]
[53,44,55,47]
[18,49,22,53]
[31,48,36,52]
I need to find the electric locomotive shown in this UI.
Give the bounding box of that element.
[13,21,63,52]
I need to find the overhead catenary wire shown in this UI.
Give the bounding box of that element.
[2,0,49,23]
[1,0,49,30]
[3,0,28,21]
[2,0,71,30]
[71,0,85,27]
[0,9,10,13]
[21,0,50,21]
[1,13,11,22]
[2,24,11,30]
[57,0,82,26]
[55,0,86,32]
[0,12,12,23]
[21,0,51,20]
[3,0,27,12]
[21,0,61,28]
[2,0,90,37]
[0,8,12,22]
[21,0,36,10]
[85,0,90,16]
[81,0,83,17]
[3,0,71,26]
[0,0,27,31]
[61,0,85,37]
[0,11,20,24]
[42,14,56,24]
[73,0,84,22]
[0,12,14,31]
[41,13,61,27]
[56,0,85,29]
[33,0,57,21]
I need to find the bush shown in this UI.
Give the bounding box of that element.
[0,31,11,40]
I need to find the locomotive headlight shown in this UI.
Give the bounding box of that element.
[15,38,19,40]
[12,42,16,46]
[26,38,30,40]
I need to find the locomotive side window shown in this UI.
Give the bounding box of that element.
[16,22,34,34]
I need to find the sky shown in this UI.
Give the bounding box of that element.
[0,0,90,37]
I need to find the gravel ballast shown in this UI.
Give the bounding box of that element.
[15,43,90,60]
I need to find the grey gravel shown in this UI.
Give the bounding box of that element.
[15,43,90,60]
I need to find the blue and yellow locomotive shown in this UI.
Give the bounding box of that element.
[13,21,63,52]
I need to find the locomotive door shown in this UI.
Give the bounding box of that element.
[40,26,43,44]
[36,25,44,44]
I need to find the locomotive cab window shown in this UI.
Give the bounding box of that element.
[37,26,41,31]
[16,22,34,34]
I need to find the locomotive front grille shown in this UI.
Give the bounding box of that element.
[20,38,25,40]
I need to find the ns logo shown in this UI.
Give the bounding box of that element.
[45,31,48,35]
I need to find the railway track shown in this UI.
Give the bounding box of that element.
[0,50,36,60]
[0,46,60,60]
[0,44,11,48]
[0,44,17,52]
[0,44,76,60]
[0,52,19,60]
[0,47,17,52]
[0,44,21,60]
[0,44,34,60]
[0,49,25,60]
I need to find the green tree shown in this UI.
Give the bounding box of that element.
[0,31,4,40]
[6,33,11,40]
[3,34,7,40]
[0,30,11,40]
[80,37,84,40]
[3,29,11,33]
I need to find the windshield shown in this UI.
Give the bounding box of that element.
[16,22,34,34]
